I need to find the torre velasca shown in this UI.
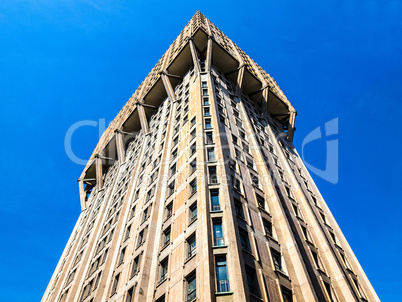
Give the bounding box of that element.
[42,12,379,302]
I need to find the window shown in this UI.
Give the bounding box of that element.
[233,109,240,118]
[81,279,93,301]
[162,227,171,247]
[232,176,242,193]
[183,114,188,123]
[110,273,120,296]
[67,269,76,284]
[171,148,178,160]
[101,248,108,264]
[59,290,69,302]
[234,148,242,161]
[239,130,246,140]
[207,148,215,162]
[329,230,336,243]
[271,249,283,272]
[189,202,197,223]
[301,225,308,240]
[136,227,147,248]
[281,287,293,302]
[131,255,140,277]
[118,247,126,266]
[173,135,179,147]
[202,88,208,96]
[324,282,333,302]
[190,129,196,141]
[190,143,196,155]
[246,266,261,297]
[186,272,196,302]
[168,181,175,196]
[89,257,100,275]
[165,202,173,220]
[155,295,165,302]
[246,157,254,169]
[210,190,220,211]
[204,107,210,116]
[208,166,218,184]
[213,220,224,246]
[202,81,208,88]
[231,134,238,145]
[251,174,260,188]
[263,219,273,237]
[190,178,197,195]
[219,115,226,125]
[187,234,196,259]
[126,286,134,302]
[191,117,196,127]
[93,271,102,290]
[216,256,230,292]
[320,212,327,223]
[190,159,197,174]
[169,163,176,177]
[234,199,244,218]
[205,118,212,129]
[239,229,251,252]
[205,132,213,144]
[142,207,149,223]
[256,194,265,209]
[159,258,168,282]
[146,187,155,201]
[203,97,210,105]
[311,250,320,269]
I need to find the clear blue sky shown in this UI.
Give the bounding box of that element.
[0,1,401,301]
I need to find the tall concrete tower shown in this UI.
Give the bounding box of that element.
[42,12,379,302]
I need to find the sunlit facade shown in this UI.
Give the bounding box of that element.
[42,11,379,302]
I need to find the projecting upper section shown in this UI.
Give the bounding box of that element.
[79,11,295,181]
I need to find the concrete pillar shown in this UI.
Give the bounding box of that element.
[189,38,201,74]
[78,179,86,211]
[95,156,103,190]
[236,65,245,95]
[161,73,177,103]
[115,130,125,162]
[137,103,150,134]
[287,110,297,142]
[205,36,213,72]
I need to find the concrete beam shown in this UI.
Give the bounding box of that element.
[136,103,150,134]
[287,110,297,142]
[78,179,86,211]
[205,36,213,72]
[161,73,177,103]
[189,38,201,74]
[115,130,125,162]
[235,65,245,95]
[95,155,103,190]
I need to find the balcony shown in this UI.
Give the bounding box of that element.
[217,279,230,293]
[214,237,225,247]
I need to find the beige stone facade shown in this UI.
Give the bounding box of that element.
[42,11,379,302]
